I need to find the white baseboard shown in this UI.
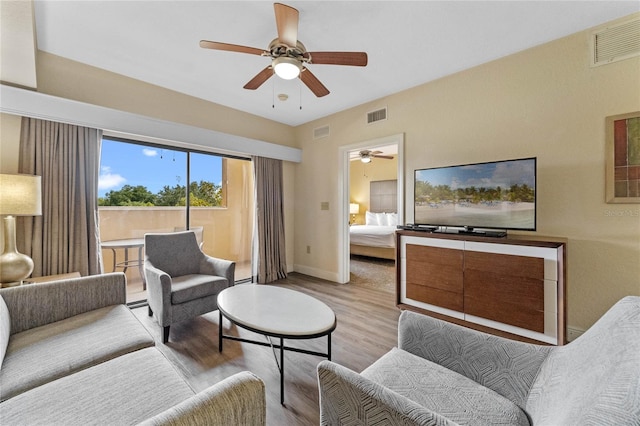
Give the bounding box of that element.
[567,326,585,342]
[293,264,340,283]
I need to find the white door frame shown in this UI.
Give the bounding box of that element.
[337,133,405,283]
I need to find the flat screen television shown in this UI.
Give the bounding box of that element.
[414,157,536,235]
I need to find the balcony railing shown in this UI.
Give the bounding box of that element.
[99,206,252,303]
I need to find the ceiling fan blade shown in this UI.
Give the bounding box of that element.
[199,40,265,56]
[243,66,274,90]
[373,155,394,159]
[306,51,368,66]
[300,68,330,97]
[274,3,298,47]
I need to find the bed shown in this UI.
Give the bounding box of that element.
[349,180,398,260]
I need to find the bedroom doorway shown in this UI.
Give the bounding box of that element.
[338,133,404,284]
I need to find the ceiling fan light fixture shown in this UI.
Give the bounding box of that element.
[273,56,302,80]
[360,153,372,163]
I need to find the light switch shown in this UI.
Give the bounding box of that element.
[321,202,329,210]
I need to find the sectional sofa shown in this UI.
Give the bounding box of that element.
[0,272,265,425]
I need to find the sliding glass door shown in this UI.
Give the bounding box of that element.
[188,153,253,282]
[98,137,253,303]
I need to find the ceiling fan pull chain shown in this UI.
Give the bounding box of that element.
[272,80,275,109]
[299,84,302,110]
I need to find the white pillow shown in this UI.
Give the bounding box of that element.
[366,211,397,226]
[386,213,398,226]
[365,211,378,225]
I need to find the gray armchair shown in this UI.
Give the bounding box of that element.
[318,296,640,425]
[144,230,235,343]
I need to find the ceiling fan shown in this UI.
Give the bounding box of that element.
[358,150,394,163]
[199,2,368,97]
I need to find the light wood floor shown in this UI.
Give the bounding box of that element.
[131,272,400,426]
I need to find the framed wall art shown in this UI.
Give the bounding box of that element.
[605,111,640,203]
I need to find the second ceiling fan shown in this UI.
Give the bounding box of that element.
[199,2,368,97]
[358,150,394,163]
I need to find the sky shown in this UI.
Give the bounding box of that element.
[98,139,223,197]
[415,158,536,190]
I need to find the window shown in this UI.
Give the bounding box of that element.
[98,137,253,303]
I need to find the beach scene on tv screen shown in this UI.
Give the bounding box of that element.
[415,159,536,229]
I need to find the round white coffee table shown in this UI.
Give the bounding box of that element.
[217,285,337,404]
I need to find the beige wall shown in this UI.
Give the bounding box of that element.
[350,157,398,224]
[0,113,21,173]
[294,15,640,333]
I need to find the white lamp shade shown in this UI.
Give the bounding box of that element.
[0,174,42,216]
[349,203,360,214]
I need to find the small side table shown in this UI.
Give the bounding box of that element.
[101,238,146,289]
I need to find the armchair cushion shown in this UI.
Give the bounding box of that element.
[171,274,230,305]
[362,348,530,426]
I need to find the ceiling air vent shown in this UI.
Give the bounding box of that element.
[367,107,387,124]
[592,17,640,66]
[313,125,330,140]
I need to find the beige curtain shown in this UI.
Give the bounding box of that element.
[252,156,287,283]
[18,117,102,277]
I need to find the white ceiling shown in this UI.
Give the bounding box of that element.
[33,1,639,127]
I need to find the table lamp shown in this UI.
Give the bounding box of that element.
[0,174,42,286]
[349,203,360,224]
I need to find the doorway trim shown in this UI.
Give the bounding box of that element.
[337,133,405,284]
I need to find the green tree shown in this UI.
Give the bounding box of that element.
[99,185,155,206]
[99,180,223,207]
[155,185,185,206]
[188,180,222,206]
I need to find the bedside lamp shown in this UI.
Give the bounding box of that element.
[349,203,360,224]
[0,174,42,286]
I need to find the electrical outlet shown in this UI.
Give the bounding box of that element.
[306,245,311,254]
[320,202,329,210]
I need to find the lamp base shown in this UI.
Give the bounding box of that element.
[0,251,34,285]
[0,215,35,284]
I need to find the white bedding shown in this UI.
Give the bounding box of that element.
[349,225,396,248]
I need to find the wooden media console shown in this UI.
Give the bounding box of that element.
[396,230,566,345]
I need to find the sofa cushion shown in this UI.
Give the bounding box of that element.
[171,274,228,304]
[362,348,530,426]
[0,304,154,401]
[0,347,195,425]
[0,295,9,370]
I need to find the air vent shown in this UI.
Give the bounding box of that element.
[313,125,330,140]
[367,107,387,124]
[592,17,640,66]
